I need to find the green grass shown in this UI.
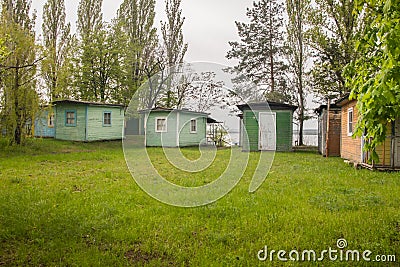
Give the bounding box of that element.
[0,139,399,266]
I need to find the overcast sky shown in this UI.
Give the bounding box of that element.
[31,0,253,66]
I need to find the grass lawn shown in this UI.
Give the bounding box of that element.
[0,139,399,266]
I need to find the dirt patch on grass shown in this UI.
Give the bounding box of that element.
[124,246,174,265]
[0,246,16,266]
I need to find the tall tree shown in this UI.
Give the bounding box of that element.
[307,0,358,100]
[75,0,103,101]
[0,0,40,145]
[159,0,188,108]
[41,0,72,101]
[116,0,158,106]
[286,0,310,146]
[75,0,121,103]
[227,0,291,103]
[344,0,400,161]
[77,0,103,39]
[161,0,187,66]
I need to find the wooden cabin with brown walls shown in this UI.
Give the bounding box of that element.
[316,104,341,157]
[336,95,400,170]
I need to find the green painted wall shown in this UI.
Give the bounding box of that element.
[275,111,293,151]
[86,106,124,141]
[145,111,207,147]
[178,113,207,147]
[242,109,293,152]
[55,104,86,141]
[243,111,259,152]
[55,103,124,141]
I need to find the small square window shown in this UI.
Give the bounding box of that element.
[190,119,197,133]
[156,118,167,132]
[66,111,76,126]
[103,112,111,126]
[348,108,353,136]
[48,113,55,128]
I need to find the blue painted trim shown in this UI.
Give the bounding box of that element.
[65,109,77,127]
[103,111,112,127]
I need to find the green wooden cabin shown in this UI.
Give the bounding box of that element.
[141,108,208,147]
[53,100,125,141]
[237,102,297,152]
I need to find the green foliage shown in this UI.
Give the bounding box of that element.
[344,0,400,161]
[285,0,310,145]
[0,0,39,145]
[41,0,72,101]
[306,0,359,100]
[115,0,158,106]
[0,37,8,59]
[159,0,188,107]
[161,0,188,66]
[227,0,292,104]
[73,0,124,103]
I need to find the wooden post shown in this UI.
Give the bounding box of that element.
[391,121,395,168]
[325,100,330,157]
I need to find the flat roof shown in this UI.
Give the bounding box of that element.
[236,101,298,111]
[52,99,125,108]
[138,107,210,116]
[315,104,341,114]
[335,93,353,107]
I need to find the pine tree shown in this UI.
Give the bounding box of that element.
[227,0,291,103]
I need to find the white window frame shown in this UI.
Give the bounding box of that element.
[190,119,197,133]
[348,108,354,136]
[155,117,167,133]
[48,113,55,128]
[103,111,112,126]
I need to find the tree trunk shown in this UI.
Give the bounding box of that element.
[269,1,275,92]
[13,66,22,145]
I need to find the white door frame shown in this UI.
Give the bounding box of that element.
[258,112,276,151]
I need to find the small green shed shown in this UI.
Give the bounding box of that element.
[141,108,208,147]
[237,102,297,152]
[53,100,125,141]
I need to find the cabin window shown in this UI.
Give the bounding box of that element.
[155,117,167,132]
[48,113,55,128]
[190,119,197,133]
[103,112,111,126]
[348,108,353,136]
[65,110,76,127]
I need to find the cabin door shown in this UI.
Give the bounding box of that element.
[395,120,400,167]
[259,112,276,151]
